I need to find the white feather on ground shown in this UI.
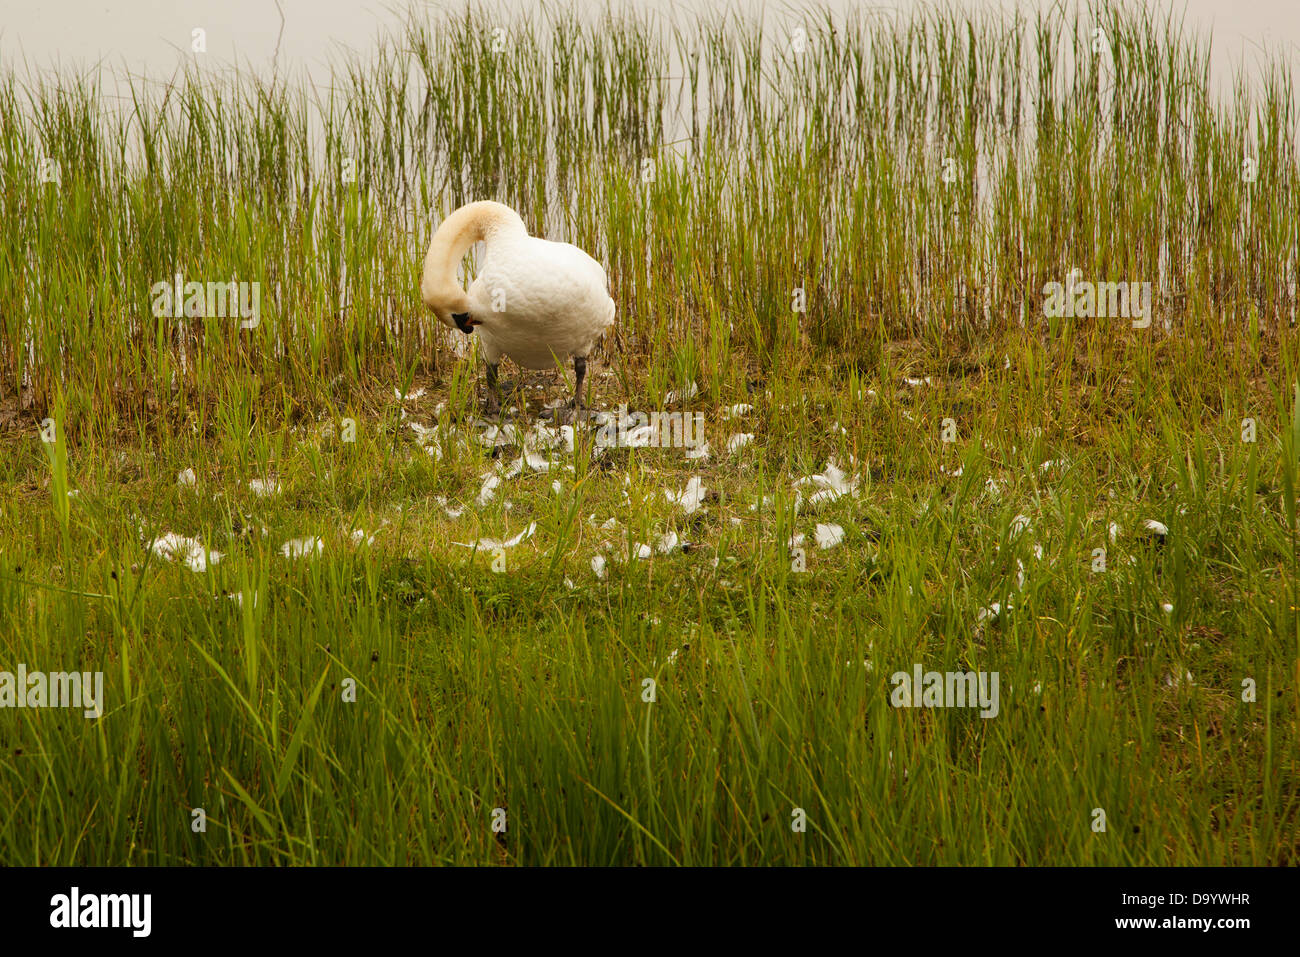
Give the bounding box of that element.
[476,473,501,506]
[248,477,281,497]
[664,476,707,514]
[150,533,221,572]
[454,522,536,551]
[281,537,323,560]
[793,460,859,509]
[814,523,845,549]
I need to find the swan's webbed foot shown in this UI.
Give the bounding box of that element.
[552,406,597,426]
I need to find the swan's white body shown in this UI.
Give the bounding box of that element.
[420,201,615,370]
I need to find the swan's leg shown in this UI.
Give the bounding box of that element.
[572,356,587,413]
[484,361,502,414]
[541,357,589,423]
[484,362,525,414]
[553,356,588,424]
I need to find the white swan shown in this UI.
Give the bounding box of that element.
[420,200,616,419]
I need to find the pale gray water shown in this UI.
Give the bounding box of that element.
[2,0,1298,92]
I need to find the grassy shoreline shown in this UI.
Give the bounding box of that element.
[0,2,1297,864]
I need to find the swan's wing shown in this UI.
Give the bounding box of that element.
[552,241,611,294]
[473,237,613,327]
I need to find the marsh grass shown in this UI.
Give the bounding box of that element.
[0,1,1297,864]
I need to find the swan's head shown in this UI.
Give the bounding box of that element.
[421,280,476,334]
[451,311,481,335]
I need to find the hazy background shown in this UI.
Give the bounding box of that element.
[3,0,1298,93]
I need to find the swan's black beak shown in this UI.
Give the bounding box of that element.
[452,312,479,335]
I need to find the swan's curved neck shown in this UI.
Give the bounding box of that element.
[421,201,528,314]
